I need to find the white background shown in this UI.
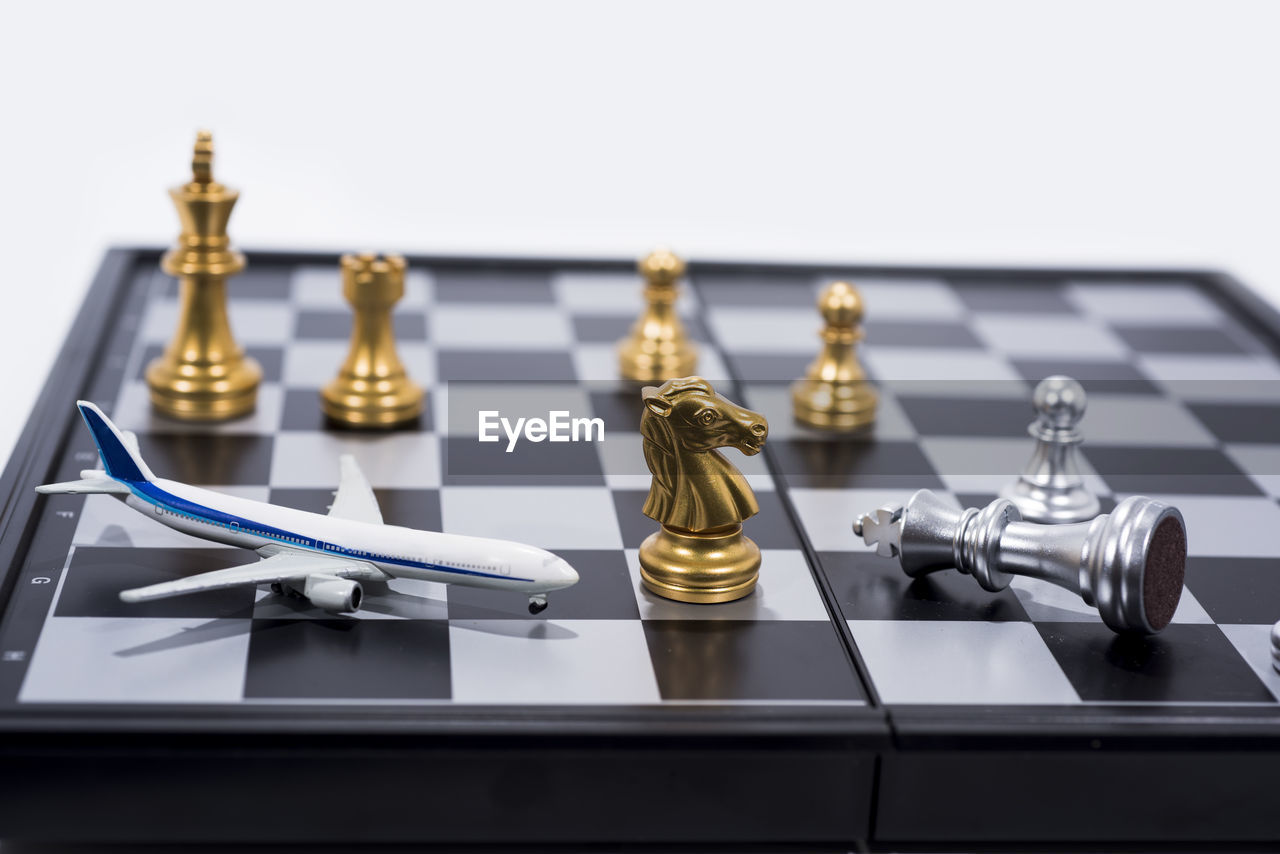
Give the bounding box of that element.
[1,0,1278,466]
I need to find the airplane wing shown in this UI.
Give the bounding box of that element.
[118,549,388,603]
[327,455,384,525]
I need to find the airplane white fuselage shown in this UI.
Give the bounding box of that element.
[118,478,577,594]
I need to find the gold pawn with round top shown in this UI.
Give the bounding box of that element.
[321,253,424,428]
[791,281,878,430]
[617,248,698,382]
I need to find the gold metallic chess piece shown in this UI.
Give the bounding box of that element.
[321,253,424,427]
[638,377,768,603]
[146,131,262,420]
[617,248,698,382]
[791,280,878,430]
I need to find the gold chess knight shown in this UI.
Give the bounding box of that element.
[321,253,424,427]
[146,131,262,421]
[617,248,698,382]
[638,377,768,603]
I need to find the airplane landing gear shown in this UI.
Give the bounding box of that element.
[528,595,548,615]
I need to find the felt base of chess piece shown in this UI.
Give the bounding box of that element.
[639,524,760,603]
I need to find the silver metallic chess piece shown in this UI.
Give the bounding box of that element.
[1272,621,1280,674]
[853,490,1187,634]
[1001,375,1101,524]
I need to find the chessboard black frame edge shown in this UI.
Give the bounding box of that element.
[1,247,1279,847]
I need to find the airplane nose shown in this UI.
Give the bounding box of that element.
[556,558,579,586]
[539,553,579,589]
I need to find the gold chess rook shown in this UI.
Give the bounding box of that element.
[321,253,424,427]
[617,248,698,382]
[791,280,877,430]
[146,131,261,420]
[638,377,767,603]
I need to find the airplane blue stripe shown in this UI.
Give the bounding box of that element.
[124,481,534,583]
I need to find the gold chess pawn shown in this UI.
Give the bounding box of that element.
[791,281,877,430]
[146,131,261,420]
[617,248,698,382]
[321,253,424,428]
[638,377,768,603]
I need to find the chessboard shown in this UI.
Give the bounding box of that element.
[0,248,1278,847]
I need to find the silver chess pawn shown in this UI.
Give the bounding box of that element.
[1001,375,1100,523]
[853,490,1187,634]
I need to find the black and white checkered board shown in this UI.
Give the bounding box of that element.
[703,271,1280,711]
[3,254,1280,720]
[0,258,866,710]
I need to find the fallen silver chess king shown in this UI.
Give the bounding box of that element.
[853,490,1187,634]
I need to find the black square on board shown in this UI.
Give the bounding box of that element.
[1113,326,1248,355]
[1011,359,1162,396]
[588,389,646,431]
[897,396,1030,437]
[446,550,639,620]
[694,273,814,307]
[433,270,554,303]
[950,279,1074,313]
[229,268,294,300]
[864,321,984,349]
[1037,623,1273,703]
[437,351,577,382]
[1082,446,1262,496]
[442,435,605,486]
[613,490,657,548]
[738,492,804,550]
[642,620,865,701]
[1184,557,1280,624]
[1187,403,1280,444]
[295,310,427,341]
[727,355,814,383]
[819,551,1030,622]
[56,548,257,619]
[571,315,633,343]
[769,439,944,490]
[136,433,273,485]
[243,619,452,700]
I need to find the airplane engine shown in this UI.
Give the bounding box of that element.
[305,576,363,612]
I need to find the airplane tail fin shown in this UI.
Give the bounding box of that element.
[73,401,155,483]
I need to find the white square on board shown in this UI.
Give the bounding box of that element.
[448,619,660,704]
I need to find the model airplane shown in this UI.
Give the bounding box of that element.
[37,401,579,614]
